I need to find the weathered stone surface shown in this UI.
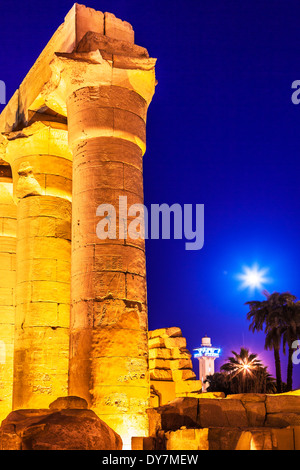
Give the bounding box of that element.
[266,413,300,427]
[175,380,203,396]
[166,428,209,450]
[199,392,225,399]
[12,326,69,409]
[266,395,300,414]
[149,347,191,360]
[148,336,187,350]
[271,428,295,450]
[197,399,227,428]
[0,407,122,450]
[147,408,163,437]
[248,429,275,450]
[149,358,170,370]
[0,171,16,424]
[76,31,148,58]
[147,392,300,445]
[147,396,251,433]
[165,337,187,349]
[141,427,300,451]
[149,358,192,371]
[49,396,88,410]
[208,428,274,450]
[294,426,300,450]
[147,398,199,432]
[226,393,300,428]
[132,436,156,450]
[148,328,199,405]
[141,425,300,450]
[208,428,249,451]
[226,393,300,427]
[148,328,182,340]
[172,369,196,382]
[217,399,248,427]
[148,337,165,349]
[59,15,156,447]
[150,381,176,409]
[104,12,134,44]
[243,401,266,427]
[0,122,72,414]
[150,370,173,381]
[226,393,266,402]
[16,162,42,198]
[75,4,104,44]
[0,5,140,132]
[143,391,300,450]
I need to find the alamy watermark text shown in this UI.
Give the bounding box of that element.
[96,197,204,251]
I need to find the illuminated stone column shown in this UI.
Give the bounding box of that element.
[0,163,16,422]
[48,34,156,445]
[1,122,72,409]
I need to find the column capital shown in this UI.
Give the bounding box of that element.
[0,121,71,164]
[0,121,72,201]
[31,40,157,118]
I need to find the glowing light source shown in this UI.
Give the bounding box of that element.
[229,357,259,379]
[193,347,221,358]
[236,263,271,292]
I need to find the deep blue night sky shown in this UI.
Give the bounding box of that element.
[1,0,300,387]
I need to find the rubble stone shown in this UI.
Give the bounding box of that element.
[148,328,201,405]
[0,406,122,450]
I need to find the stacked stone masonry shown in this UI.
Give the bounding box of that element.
[0,163,16,423]
[0,4,156,448]
[149,327,203,406]
[131,392,300,450]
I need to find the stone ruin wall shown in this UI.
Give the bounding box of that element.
[148,327,204,407]
[133,392,300,450]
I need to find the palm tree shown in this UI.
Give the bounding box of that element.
[254,366,277,394]
[264,322,283,393]
[220,347,272,394]
[281,301,300,391]
[246,291,297,393]
[204,372,231,395]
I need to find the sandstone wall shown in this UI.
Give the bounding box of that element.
[132,393,300,450]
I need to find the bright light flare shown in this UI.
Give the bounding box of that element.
[231,358,257,379]
[236,263,271,292]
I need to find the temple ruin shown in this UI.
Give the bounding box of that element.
[1,4,300,452]
[0,4,157,448]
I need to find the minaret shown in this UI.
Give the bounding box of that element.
[194,336,220,392]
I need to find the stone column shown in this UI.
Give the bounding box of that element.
[0,163,16,422]
[0,121,72,409]
[49,39,156,446]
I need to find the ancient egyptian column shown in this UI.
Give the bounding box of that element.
[0,162,16,422]
[0,122,72,409]
[0,5,156,447]
[43,17,156,445]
